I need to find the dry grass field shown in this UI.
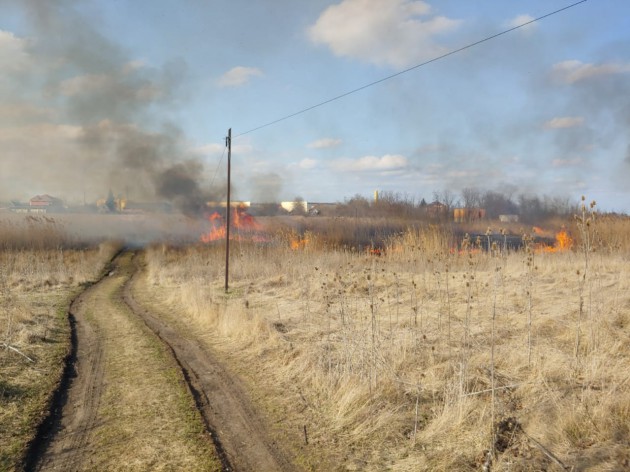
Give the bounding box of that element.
[2,209,629,471]
[0,215,220,471]
[0,216,120,470]
[142,211,630,471]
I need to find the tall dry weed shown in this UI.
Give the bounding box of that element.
[0,234,120,470]
[143,222,630,471]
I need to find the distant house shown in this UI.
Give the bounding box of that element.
[16,194,65,213]
[30,194,63,207]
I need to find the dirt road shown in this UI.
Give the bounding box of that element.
[28,251,294,471]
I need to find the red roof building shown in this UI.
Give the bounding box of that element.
[29,194,63,207]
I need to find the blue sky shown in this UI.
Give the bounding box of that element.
[1,0,629,212]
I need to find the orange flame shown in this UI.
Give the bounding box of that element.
[200,205,266,243]
[200,212,225,243]
[289,234,309,250]
[537,229,574,253]
[232,206,262,231]
[553,230,573,251]
[368,247,383,256]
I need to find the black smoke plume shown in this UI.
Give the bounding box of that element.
[0,0,221,214]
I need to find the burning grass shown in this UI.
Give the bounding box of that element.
[142,217,630,471]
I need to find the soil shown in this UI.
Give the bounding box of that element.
[27,251,296,472]
[28,282,106,472]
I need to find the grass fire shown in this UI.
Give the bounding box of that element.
[3,197,629,470]
[1,1,628,469]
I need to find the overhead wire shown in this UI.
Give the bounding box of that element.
[209,141,227,189]
[234,0,587,138]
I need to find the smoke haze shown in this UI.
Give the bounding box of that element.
[0,0,220,214]
[1,1,629,211]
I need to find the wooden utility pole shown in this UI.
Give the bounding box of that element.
[225,128,231,293]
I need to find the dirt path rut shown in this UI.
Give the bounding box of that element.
[28,251,295,471]
[123,255,295,472]
[30,286,106,471]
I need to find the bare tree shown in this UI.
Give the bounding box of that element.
[432,189,457,209]
[432,189,457,222]
[461,187,482,210]
[338,194,370,217]
[461,187,482,222]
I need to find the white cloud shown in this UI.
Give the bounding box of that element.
[332,154,408,172]
[299,158,318,169]
[0,29,30,73]
[308,137,342,149]
[217,66,263,87]
[506,14,536,30]
[193,143,224,156]
[544,116,584,129]
[308,0,461,68]
[233,143,254,154]
[552,60,630,84]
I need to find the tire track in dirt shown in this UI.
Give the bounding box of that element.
[27,251,221,471]
[45,297,105,472]
[28,250,296,471]
[26,261,113,472]
[123,253,296,472]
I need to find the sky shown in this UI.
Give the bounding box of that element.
[1,0,629,213]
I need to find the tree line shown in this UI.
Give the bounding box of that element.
[334,188,574,223]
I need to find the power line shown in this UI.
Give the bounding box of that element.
[209,141,227,189]
[235,0,587,138]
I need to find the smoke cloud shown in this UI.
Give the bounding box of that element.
[248,172,283,203]
[0,0,221,214]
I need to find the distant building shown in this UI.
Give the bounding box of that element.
[499,214,519,223]
[453,208,486,223]
[96,196,127,212]
[30,194,63,207]
[12,194,66,213]
[206,201,251,209]
[280,201,308,214]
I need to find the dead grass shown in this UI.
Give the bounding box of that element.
[143,221,630,471]
[0,240,120,471]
